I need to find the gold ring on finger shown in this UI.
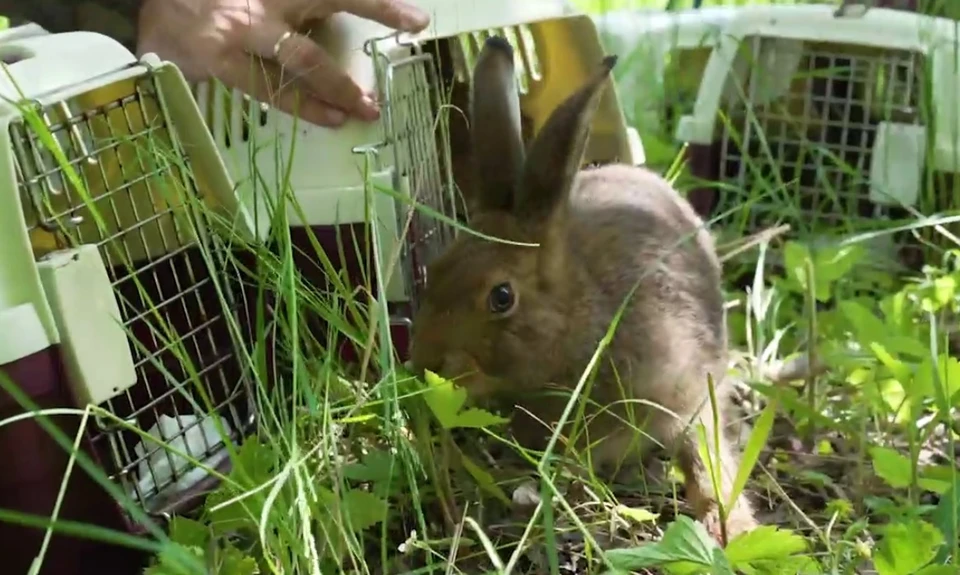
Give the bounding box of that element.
[272,30,295,60]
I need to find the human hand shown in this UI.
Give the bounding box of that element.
[136,0,431,127]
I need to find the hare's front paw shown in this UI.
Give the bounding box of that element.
[701,507,758,547]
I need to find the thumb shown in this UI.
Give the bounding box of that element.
[136,0,206,80]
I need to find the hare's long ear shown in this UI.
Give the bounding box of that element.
[469,36,525,213]
[516,56,617,223]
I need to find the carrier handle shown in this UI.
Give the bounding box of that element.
[0,32,138,103]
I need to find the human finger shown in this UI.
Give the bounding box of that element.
[331,0,430,33]
[214,51,349,127]
[247,22,380,121]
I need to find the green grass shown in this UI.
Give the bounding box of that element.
[1,2,959,574]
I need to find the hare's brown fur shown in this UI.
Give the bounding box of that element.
[410,36,758,543]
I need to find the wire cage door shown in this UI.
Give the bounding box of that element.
[687,33,931,273]
[13,72,259,529]
[368,34,459,316]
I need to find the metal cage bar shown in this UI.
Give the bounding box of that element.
[366,26,541,312]
[370,36,458,311]
[12,72,257,521]
[715,36,923,239]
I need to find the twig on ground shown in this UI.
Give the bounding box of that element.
[718,224,792,263]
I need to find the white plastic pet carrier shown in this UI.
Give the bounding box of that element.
[675,4,960,272]
[593,6,734,156]
[191,0,644,349]
[0,28,261,543]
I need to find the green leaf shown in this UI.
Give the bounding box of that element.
[314,488,389,566]
[870,447,914,490]
[605,545,685,571]
[343,449,401,497]
[343,449,395,483]
[838,298,925,359]
[725,525,808,567]
[203,439,283,536]
[928,275,957,310]
[707,547,736,575]
[167,516,209,549]
[870,447,952,493]
[461,454,511,506]
[915,566,957,575]
[799,470,838,489]
[738,556,822,575]
[231,438,276,486]
[605,515,720,571]
[913,354,960,411]
[422,371,510,429]
[887,336,929,360]
[217,543,260,575]
[452,407,512,429]
[868,343,911,384]
[422,370,466,428]
[145,544,206,575]
[814,244,863,283]
[929,485,960,564]
[840,300,888,345]
[881,290,910,332]
[205,484,263,536]
[204,491,260,536]
[783,241,814,296]
[782,242,863,302]
[340,489,389,532]
[726,398,777,511]
[615,505,660,524]
[936,274,958,305]
[868,447,949,493]
[877,378,911,423]
[874,520,943,575]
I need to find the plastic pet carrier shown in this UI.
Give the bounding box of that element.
[191,0,643,362]
[675,4,960,274]
[0,29,262,574]
[593,6,734,165]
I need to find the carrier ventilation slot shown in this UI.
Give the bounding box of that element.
[192,81,270,148]
[453,24,542,94]
[716,36,922,233]
[711,35,925,272]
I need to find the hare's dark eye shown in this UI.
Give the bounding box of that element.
[487,282,516,314]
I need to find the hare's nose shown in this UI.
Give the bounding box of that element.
[415,355,447,379]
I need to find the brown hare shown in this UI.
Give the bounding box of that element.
[409,35,758,543]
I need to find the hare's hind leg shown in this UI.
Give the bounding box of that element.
[672,410,758,545]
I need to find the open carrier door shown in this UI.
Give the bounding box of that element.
[190,0,642,365]
[0,28,263,574]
